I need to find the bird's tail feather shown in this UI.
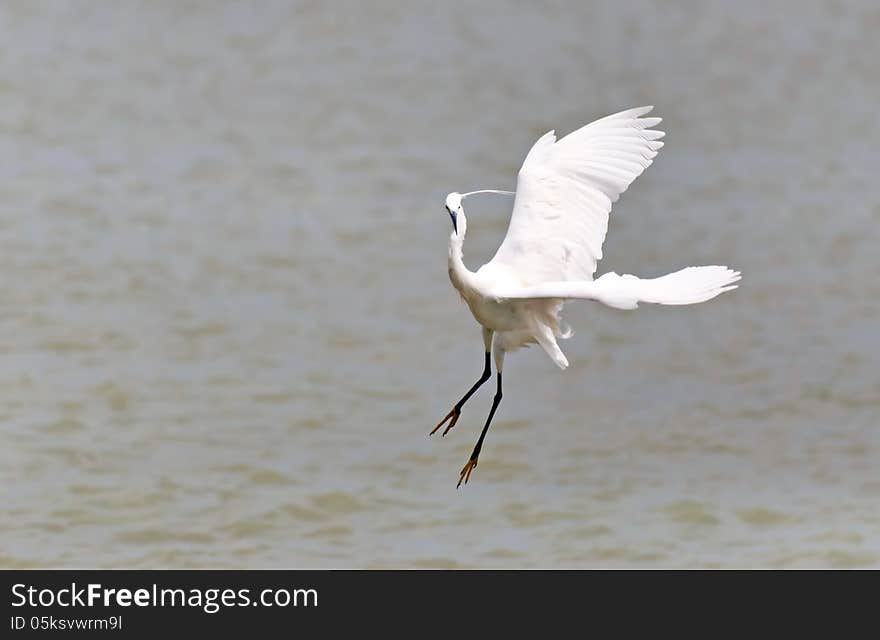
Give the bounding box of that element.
[530,318,569,370]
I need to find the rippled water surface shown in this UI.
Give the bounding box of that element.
[2,1,879,567]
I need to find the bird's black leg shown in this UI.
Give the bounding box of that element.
[431,351,491,436]
[458,372,502,487]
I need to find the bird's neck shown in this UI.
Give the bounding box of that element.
[447,232,475,296]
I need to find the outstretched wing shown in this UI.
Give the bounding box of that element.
[486,106,665,284]
[495,266,741,310]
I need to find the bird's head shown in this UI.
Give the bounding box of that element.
[445,192,465,236]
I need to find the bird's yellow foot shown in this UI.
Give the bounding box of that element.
[457,456,478,488]
[430,407,460,436]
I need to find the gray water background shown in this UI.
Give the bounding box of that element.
[1,1,878,567]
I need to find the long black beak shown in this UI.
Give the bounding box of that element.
[448,208,458,234]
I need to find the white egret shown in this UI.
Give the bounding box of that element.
[432,106,741,487]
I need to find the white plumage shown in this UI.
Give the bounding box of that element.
[491,105,664,284]
[435,107,741,486]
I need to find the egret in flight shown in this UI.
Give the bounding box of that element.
[432,106,741,487]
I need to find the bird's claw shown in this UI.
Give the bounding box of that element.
[430,407,460,436]
[457,457,478,488]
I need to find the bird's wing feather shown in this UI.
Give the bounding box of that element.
[495,266,741,310]
[486,106,665,284]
